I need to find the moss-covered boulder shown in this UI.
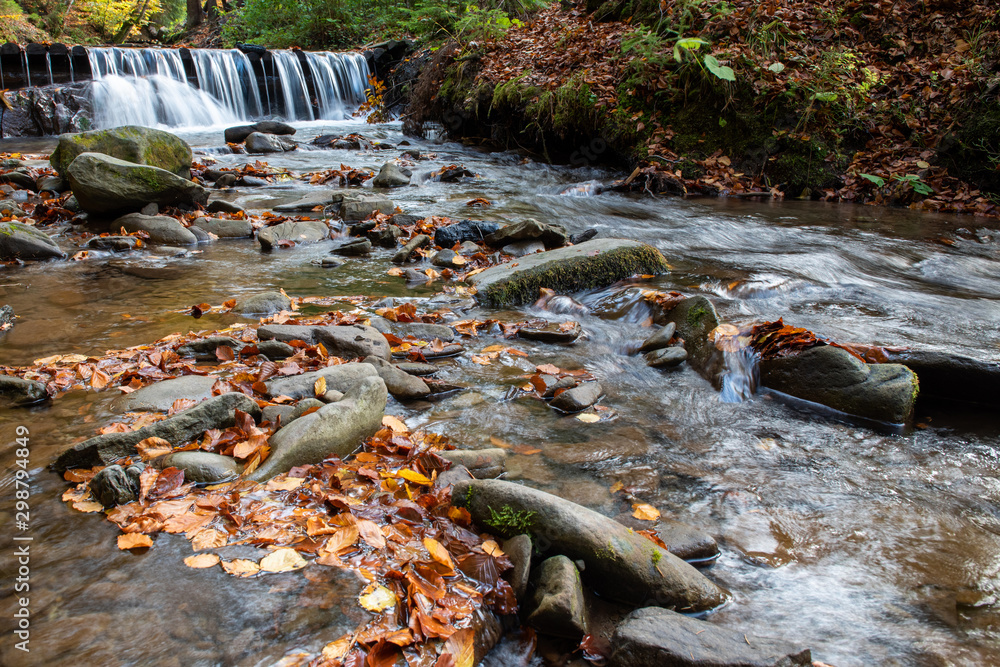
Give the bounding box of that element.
[658,296,721,381]
[50,126,193,179]
[467,238,669,307]
[67,153,208,216]
[760,345,918,425]
[0,221,66,260]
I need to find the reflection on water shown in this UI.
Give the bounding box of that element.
[1,119,1000,665]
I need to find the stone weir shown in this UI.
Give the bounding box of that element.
[0,41,407,130]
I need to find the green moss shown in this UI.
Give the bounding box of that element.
[594,539,620,561]
[651,549,662,565]
[687,304,709,326]
[485,505,536,534]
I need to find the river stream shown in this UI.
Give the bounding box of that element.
[1,119,999,666]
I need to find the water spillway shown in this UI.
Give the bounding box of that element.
[0,43,371,130]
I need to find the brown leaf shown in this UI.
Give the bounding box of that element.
[118,533,153,550]
[422,537,456,572]
[136,437,173,461]
[184,553,221,568]
[631,503,661,521]
[357,519,386,550]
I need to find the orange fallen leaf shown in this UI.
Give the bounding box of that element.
[382,415,407,432]
[184,553,221,568]
[423,537,455,571]
[398,469,433,486]
[136,437,173,461]
[118,533,153,550]
[632,503,661,521]
[221,558,260,577]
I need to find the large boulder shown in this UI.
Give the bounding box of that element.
[264,363,380,401]
[338,193,395,222]
[258,220,330,250]
[435,219,501,248]
[610,607,812,667]
[467,239,669,308]
[233,291,292,316]
[658,296,720,379]
[66,153,208,215]
[614,514,720,564]
[224,121,296,144]
[372,162,411,188]
[113,213,197,246]
[882,349,1000,408]
[109,375,218,414]
[245,132,297,154]
[50,126,193,179]
[54,392,262,471]
[360,355,430,400]
[191,217,253,238]
[760,345,918,424]
[451,479,728,612]
[258,324,391,360]
[0,222,65,260]
[247,376,387,480]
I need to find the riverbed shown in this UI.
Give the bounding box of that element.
[2,119,999,666]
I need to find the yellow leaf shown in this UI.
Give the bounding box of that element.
[358,583,397,612]
[184,553,221,569]
[397,469,432,486]
[482,344,506,353]
[191,528,228,551]
[610,481,624,493]
[576,413,600,423]
[482,540,504,557]
[322,637,353,661]
[632,503,661,521]
[443,627,476,667]
[382,415,408,432]
[221,558,260,577]
[314,375,327,397]
[267,476,305,491]
[718,155,732,166]
[422,537,455,570]
[73,499,105,513]
[118,533,153,550]
[136,436,173,461]
[259,548,308,573]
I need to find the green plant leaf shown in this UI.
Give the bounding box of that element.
[859,173,886,187]
[703,55,736,82]
[811,92,838,102]
[767,62,785,73]
[673,36,707,62]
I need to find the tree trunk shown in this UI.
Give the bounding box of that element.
[186,0,204,28]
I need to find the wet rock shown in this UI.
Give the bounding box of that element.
[550,382,602,413]
[468,239,669,308]
[320,389,344,403]
[369,224,403,248]
[247,376,387,481]
[161,451,239,484]
[436,166,475,182]
[256,339,295,360]
[457,240,483,255]
[50,126,193,178]
[263,404,296,425]
[439,448,507,479]
[272,191,332,212]
[225,121,296,144]
[247,131,294,152]
[90,463,144,507]
[451,479,728,611]
[140,203,159,215]
[176,336,243,360]
[113,213,198,246]
[610,607,812,667]
[55,392,262,470]
[659,296,720,376]
[192,217,253,238]
[0,375,48,406]
[432,248,460,267]
[206,199,244,214]
[392,322,456,342]
[214,173,238,188]
[390,213,423,227]
[0,221,66,260]
[264,363,380,400]
[570,229,598,245]
[502,240,545,257]
[331,238,372,256]
[881,349,1000,407]
[503,534,532,601]
[291,398,325,419]
[395,362,439,376]
[320,256,346,268]
[434,219,501,248]
[639,322,676,353]
[361,355,431,400]
[437,463,472,488]
[258,220,330,250]
[190,225,214,244]
[234,291,292,316]
[36,175,68,192]
[392,234,430,263]
[109,374,218,413]
[0,169,36,190]
[645,346,688,369]
[760,345,918,424]
[372,162,411,188]
[67,153,208,215]
[238,175,269,187]
[518,322,583,344]
[614,513,720,564]
[527,555,589,639]
[258,324,391,360]
[336,193,394,222]
[0,304,13,330]
[486,219,568,249]
[0,198,27,216]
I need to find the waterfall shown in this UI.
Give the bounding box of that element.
[8,45,369,130]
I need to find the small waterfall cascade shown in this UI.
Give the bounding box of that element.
[715,326,760,403]
[69,46,371,130]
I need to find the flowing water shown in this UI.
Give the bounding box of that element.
[2,119,1000,665]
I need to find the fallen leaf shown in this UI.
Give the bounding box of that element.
[259,548,308,573]
[357,519,387,549]
[221,558,260,577]
[184,553,221,569]
[423,537,455,571]
[382,415,407,432]
[136,437,173,461]
[632,503,661,521]
[118,533,153,550]
[576,413,600,423]
[267,476,305,491]
[314,375,327,396]
[359,583,397,612]
[398,469,433,486]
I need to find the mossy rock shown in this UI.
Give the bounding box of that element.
[50,126,193,179]
[467,238,669,307]
[657,296,721,380]
[66,153,208,216]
